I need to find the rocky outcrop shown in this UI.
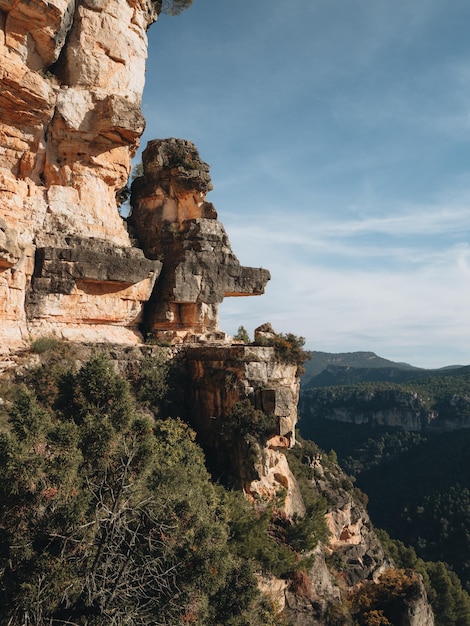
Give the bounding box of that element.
[129,138,270,341]
[0,0,159,348]
[405,584,436,626]
[26,236,161,343]
[257,451,434,626]
[1,2,269,348]
[182,339,302,512]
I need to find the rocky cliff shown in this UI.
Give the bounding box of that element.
[301,383,470,432]
[301,387,436,431]
[1,0,162,347]
[0,0,267,348]
[0,2,434,624]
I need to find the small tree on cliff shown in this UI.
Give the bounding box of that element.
[160,0,193,16]
[234,325,250,343]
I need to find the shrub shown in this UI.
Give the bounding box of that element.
[127,350,170,412]
[350,569,423,625]
[30,336,59,354]
[234,325,250,343]
[254,332,310,373]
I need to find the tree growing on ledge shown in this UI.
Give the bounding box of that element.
[255,332,310,373]
[234,325,250,343]
[160,0,194,15]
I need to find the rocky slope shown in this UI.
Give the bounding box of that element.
[0,341,435,625]
[0,2,434,624]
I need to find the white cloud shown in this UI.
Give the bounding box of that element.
[219,195,470,368]
[143,0,470,368]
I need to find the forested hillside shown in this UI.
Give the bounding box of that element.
[0,341,452,625]
[299,359,470,614]
[301,351,466,389]
[302,351,422,388]
[0,343,307,625]
[301,367,470,431]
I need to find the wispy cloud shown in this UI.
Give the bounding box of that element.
[144,0,470,367]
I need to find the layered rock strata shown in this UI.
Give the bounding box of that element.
[26,236,161,342]
[1,0,268,349]
[0,0,159,348]
[129,138,270,341]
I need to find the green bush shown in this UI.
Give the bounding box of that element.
[254,332,310,372]
[0,354,283,625]
[234,325,250,343]
[225,491,297,578]
[350,569,423,625]
[159,0,194,16]
[377,529,470,626]
[30,335,59,353]
[127,350,170,411]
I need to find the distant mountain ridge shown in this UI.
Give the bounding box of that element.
[302,350,465,389]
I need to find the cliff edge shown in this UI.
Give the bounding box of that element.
[0,2,434,624]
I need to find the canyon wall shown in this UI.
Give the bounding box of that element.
[301,385,470,432]
[1,0,267,348]
[1,0,162,347]
[0,2,434,624]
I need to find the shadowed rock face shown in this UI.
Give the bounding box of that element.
[130,138,270,341]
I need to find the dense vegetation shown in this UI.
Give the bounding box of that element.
[254,332,310,372]
[0,343,327,625]
[301,350,470,389]
[4,341,466,624]
[299,359,470,623]
[296,423,470,625]
[301,366,470,430]
[357,429,470,589]
[377,531,470,625]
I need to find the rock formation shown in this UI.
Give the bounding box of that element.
[0,0,164,348]
[183,340,302,512]
[0,0,268,349]
[0,2,435,624]
[129,138,270,341]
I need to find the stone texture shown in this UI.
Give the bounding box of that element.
[130,138,270,340]
[181,340,303,514]
[1,5,268,349]
[26,236,161,340]
[0,0,159,346]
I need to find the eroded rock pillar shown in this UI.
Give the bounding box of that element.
[130,138,270,342]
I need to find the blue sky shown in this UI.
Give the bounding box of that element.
[138,0,470,368]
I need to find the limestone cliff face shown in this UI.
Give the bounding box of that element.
[182,340,304,514]
[129,138,270,341]
[0,0,159,347]
[241,442,434,626]
[0,1,268,348]
[1,5,434,625]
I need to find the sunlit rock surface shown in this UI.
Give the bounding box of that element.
[0,0,158,347]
